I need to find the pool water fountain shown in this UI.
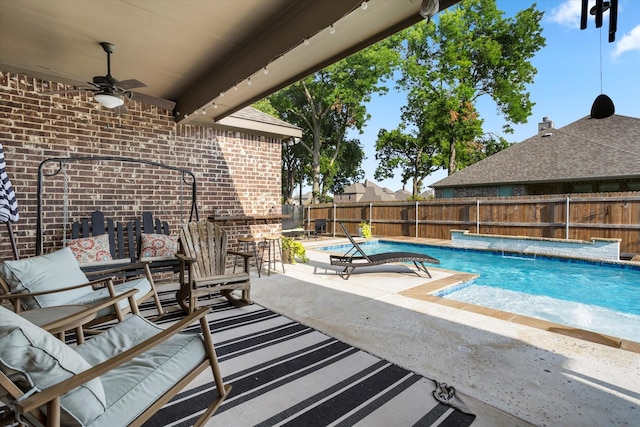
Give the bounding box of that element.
[451,230,620,262]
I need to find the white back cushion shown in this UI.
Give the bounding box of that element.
[0,247,90,309]
[0,306,106,426]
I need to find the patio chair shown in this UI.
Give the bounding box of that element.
[315,219,327,235]
[0,247,163,328]
[177,220,251,313]
[304,218,326,239]
[0,305,230,427]
[330,222,440,279]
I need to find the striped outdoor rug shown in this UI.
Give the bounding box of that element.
[139,290,476,427]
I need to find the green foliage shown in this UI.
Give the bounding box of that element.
[281,236,309,263]
[374,126,439,196]
[251,99,279,117]
[269,36,403,203]
[358,221,372,238]
[376,0,544,195]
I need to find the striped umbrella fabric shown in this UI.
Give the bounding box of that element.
[0,143,19,223]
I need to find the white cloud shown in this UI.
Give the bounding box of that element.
[613,25,640,56]
[548,0,582,27]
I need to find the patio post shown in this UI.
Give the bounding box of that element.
[333,203,336,237]
[566,197,570,239]
[415,201,419,238]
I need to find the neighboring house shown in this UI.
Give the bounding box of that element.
[335,180,410,203]
[288,192,314,206]
[420,188,435,199]
[431,115,640,198]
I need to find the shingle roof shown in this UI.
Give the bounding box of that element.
[230,107,301,130]
[431,114,640,188]
[340,180,408,202]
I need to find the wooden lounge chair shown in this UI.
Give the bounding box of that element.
[177,220,252,313]
[0,247,163,328]
[330,222,440,279]
[0,305,230,427]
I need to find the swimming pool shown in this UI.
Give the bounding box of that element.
[322,240,640,342]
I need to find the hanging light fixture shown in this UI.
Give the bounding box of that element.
[94,88,124,108]
[590,94,615,119]
[581,0,618,119]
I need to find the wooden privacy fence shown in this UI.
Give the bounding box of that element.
[303,193,640,256]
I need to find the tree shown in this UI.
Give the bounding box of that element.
[281,139,308,204]
[374,127,439,197]
[253,98,304,203]
[268,38,401,203]
[376,0,544,195]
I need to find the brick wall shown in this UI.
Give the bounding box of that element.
[0,71,283,260]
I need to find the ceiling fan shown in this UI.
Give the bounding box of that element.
[44,42,175,111]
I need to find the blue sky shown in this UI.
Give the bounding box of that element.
[351,0,640,192]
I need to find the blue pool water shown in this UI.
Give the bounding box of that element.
[322,241,640,342]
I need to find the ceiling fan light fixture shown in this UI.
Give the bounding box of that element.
[94,91,124,108]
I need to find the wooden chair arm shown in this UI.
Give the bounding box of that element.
[17,307,212,414]
[0,278,117,301]
[175,253,197,263]
[83,260,151,277]
[42,289,139,332]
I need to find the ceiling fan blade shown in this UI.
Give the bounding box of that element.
[129,91,176,111]
[117,79,147,90]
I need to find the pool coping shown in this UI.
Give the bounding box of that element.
[313,236,640,354]
[401,266,640,354]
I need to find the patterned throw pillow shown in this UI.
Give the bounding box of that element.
[139,233,178,259]
[66,234,113,264]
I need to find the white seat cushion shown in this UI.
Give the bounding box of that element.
[67,277,152,318]
[75,315,207,427]
[0,247,91,309]
[0,307,106,426]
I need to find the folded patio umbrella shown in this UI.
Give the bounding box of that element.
[1,143,20,259]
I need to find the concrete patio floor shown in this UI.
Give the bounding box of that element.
[248,237,640,426]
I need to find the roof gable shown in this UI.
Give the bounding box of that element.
[215,106,302,138]
[431,114,640,188]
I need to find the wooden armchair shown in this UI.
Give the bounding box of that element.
[0,247,164,328]
[0,306,230,427]
[177,220,251,313]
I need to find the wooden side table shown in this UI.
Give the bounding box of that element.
[19,305,97,344]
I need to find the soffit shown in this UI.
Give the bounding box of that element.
[0,0,459,126]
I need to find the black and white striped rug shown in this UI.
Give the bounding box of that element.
[140,291,476,427]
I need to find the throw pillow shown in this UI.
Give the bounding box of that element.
[139,233,178,259]
[0,306,106,425]
[0,247,91,310]
[66,234,113,264]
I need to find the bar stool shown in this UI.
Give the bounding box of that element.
[234,236,262,277]
[261,235,285,276]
